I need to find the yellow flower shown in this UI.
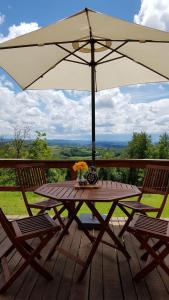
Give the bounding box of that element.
[72,161,88,172]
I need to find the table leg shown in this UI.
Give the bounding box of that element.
[47,201,94,260]
[87,202,130,260]
[78,200,130,282]
[63,201,94,243]
[47,201,83,259]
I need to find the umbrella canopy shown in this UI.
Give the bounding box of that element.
[0,8,169,164]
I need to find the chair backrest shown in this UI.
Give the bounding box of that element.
[142,165,169,195]
[16,163,48,192]
[141,165,169,218]
[16,163,48,216]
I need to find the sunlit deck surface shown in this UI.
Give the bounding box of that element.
[1,217,169,300]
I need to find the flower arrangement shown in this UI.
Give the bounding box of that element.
[72,161,88,185]
[72,161,88,172]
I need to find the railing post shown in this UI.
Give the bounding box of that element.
[70,168,76,180]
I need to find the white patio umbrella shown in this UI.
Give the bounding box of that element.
[0,8,169,164]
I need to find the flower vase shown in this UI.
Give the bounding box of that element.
[77,170,87,186]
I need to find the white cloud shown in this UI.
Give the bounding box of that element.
[0,13,5,25]
[0,76,168,139]
[134,0,169,31]
[0,22,40,43]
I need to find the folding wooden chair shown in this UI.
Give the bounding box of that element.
[118,165,169,237]
[0,208,61,293]
[127,214,169,281]
[16,163,66,229]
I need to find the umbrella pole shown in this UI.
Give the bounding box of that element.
[91,40,97,221]
[79,39,103,229]
[91,39,96,166]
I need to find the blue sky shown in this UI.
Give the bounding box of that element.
[0,0,169,141]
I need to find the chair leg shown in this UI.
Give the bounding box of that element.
[0,231,55,293]
[0,257,28,293]
[132,233,169,281]
[118,211,135,237]
[53,207,69,234]
[0,255,52,294]
[37,208,46,215]
[53,207,64,225]
[141,240,164,261]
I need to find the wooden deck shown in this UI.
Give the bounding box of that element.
[1,218,169,300]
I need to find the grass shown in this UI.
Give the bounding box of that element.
[0,192,169,218]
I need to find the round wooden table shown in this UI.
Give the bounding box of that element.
[35,180,141,281]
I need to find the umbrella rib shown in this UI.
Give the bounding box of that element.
[97,41,169,81]
[115,48,169,81]
[1,39,169,51]
[96,41,128,64]
[55,43,89,65]
[23,41,90,90]
[85,8,93,39]
[64,58,87,65]
[93,39,169,43]
[0,40,91,50]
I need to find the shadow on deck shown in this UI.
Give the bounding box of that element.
[0,218,169,300]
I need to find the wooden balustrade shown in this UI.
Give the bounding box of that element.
[0,158,169,191]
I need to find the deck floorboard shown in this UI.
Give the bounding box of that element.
[0,218,169,300]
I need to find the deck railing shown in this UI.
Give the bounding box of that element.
[0,158,169,191]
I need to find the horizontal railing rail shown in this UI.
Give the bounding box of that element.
[0,158,169,191]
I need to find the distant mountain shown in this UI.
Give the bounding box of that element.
[96,141,127,148]
[47,139,91,146]
[47,139,128,148]
[1,132,161,149]
[1,137,127,148]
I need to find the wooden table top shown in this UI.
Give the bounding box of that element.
[35,180,141,202]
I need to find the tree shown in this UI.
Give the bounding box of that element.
[158,133,169,159]
[0,137,10,158]
[127,132,152,159]
[127,132,153,184]
[28,131,52,159]
[11,126,31,158]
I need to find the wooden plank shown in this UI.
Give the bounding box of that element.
[23,232,65,300]
[37,222,77,300]
[0,236,12,258]
[56,222,83,299]
[0,158,168,169]
[14,232,60,300]
[118,217,151,300]
[102,229,123,300]
[1,221,169,299]
[0,186,21,191]
[0,226,6,243]
[89,230,103,300]
[69,228,91,300]
[1,257,10,281]
[113,221,138,300]
[1,240,34,299]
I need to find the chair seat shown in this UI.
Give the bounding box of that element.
[12,214,61,240]
[30,198,62,209]
[128,214,169,239]
[118,200,159,212]
[0,209,61,293]
[127,214,169,281]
